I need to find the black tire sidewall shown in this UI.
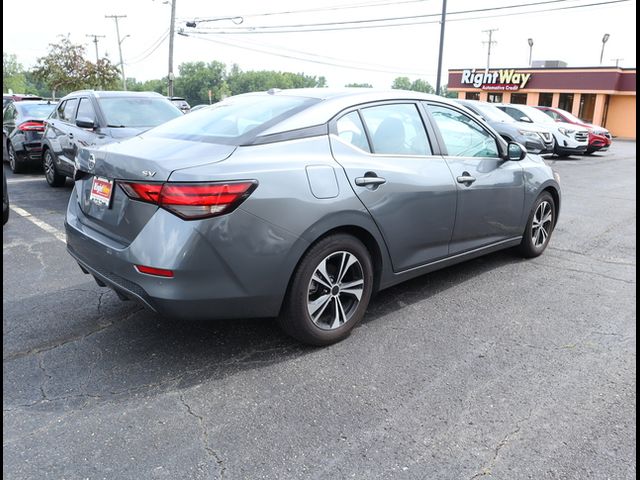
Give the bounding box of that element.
[520,192,555,257]
[279,234,374,346]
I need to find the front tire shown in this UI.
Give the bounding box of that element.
[8,143,25,174]
[518,192,556,258]
[278,234,374,346]
[43,150,66,187]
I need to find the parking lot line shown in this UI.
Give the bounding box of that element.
[6,177,46,184]
[9,206,66,243]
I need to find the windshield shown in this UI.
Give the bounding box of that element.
[517,105,555,124]
[17,103,56,119]
[554,108,586,124]
[147,94,320,144]
[472,103,515,123]
[99,97,182,128]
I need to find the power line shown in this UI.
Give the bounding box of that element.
[125,31,170,65]
[189,0,630,34]
[127,29,169,62]
[183,33,435,76]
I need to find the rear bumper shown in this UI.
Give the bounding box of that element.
[13,140,43,161]
[65,188,303,320]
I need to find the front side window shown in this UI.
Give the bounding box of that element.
[76,98,97,123]
[360,103,431,156]
[336,111,370,153]
[61,98,78,122]
[55,101,66,120]
[427,104,499,158]
[99,97,182,128]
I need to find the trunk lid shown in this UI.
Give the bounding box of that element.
[74,136,236,244]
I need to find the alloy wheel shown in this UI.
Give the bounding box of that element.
[44,152,55,183]
[531,200,553,248]
[307,251,364,330]
[8,145,16,171]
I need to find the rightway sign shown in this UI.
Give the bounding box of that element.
[460,69,532,91]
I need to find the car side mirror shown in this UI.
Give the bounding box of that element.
[519,116,533,123]
[507,141,527,161]
[76,117,97,129]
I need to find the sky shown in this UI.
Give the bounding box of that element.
[3,0,637,89]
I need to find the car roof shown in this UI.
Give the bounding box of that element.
[251,88,461,136]
[13,100,54,107]
[62,90,165,99]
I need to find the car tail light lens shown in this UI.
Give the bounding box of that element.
[119,180,257,220]
[135,265,174,277]
[18,121,45,132]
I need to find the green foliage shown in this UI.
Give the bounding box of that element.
[227,70,326,97]
[439,84,458,98]
[174,61,228,106]
[128,77,167,95]
[391,77,434,93]
[345,83,373,88]
[3,53,26,93]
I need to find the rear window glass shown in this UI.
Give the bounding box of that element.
[99,97,182,128]
[146,94,320,144]
[17,103,56,119]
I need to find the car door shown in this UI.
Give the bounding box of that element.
[2,104,17,157]
[69,97,102,164]
[424,102,525,254]
[45,99,77,176]
[330,102,457,272]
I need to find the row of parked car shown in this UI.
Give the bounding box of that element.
[455,99,612,157]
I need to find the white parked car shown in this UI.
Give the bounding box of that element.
[495,103,589,157]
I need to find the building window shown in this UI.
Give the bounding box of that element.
[510,93,528,104]
[558,93,574,112]
[579,94,597,123]
[465,92,480,100]
[538,93,553,107]
[487,92,503,103]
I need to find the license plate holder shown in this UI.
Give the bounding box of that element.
[89,176,114,208]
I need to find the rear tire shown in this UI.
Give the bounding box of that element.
[278,234,374,346]
[43,150,66,187]
[8,143,25,174]
[517,192,556,258]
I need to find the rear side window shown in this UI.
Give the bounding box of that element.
[76,98,97,123]
[360,103,431,156]
[336,111,370,153]
[427,104,499,158]
[147,95,319,145]
[61,98,78,123]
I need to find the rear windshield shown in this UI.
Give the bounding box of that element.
[472,103,515,123]
[17,103,56,119]
[146,94,320,144]
[99,97,183,128]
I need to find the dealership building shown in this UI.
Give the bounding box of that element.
[447,65,636,139]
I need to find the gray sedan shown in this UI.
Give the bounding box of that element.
[66,89,561,345]
[455,99,555,154]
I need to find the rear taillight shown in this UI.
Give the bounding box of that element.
[17,121,45,132]
[119,181,257,220]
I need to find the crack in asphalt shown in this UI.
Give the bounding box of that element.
[179,393,226,479]
[2,307,144,362]
[547,247,636,267]
[534,261,636,285]
[469,413,532,479]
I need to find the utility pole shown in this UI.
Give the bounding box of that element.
[168,0,177,97]
[611,58,623,67]
[86,34,106,63]
[435,0,447,96]
[482,28,498,71]
[105,14,128,90]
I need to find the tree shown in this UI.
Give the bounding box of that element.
[32,36,119,99]
[174,61,227,106]
[227,69,326,96]
[391,77,434,93]
[391,77,412,90]
[345,83,373,88]
[439,84,458,98]
[3,53,26,93]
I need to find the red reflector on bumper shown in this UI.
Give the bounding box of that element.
[135,265,174,278]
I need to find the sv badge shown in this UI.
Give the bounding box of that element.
[142,170,157,177]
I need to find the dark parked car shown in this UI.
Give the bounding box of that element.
[455,99,555,154]
[3,169,8,225]
[66,89,561,345]
[3,94,44,109]
[3,100,56,173]
[42,90,182,187]
[167,96,191,113]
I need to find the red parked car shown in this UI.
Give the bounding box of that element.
[536,106,612,154]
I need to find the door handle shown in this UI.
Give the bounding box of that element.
[457,174,476,185]
[355,176,386,187]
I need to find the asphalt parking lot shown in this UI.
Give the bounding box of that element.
[3,142,636,479]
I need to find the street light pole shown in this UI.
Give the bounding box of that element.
[528,38,534,67]
[106,14,128,90]
[435,0,447,96]
[168,0,177,97]
[600,33,610,65]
